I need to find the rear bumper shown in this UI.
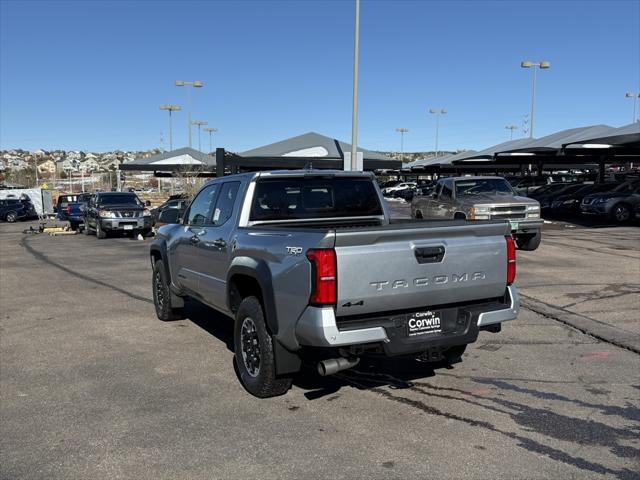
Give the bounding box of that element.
[512,219,542,234]
[295,285,519,351]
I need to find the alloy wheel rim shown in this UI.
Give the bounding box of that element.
[154,270,165,310]
[240,317,261,377]
[615,206,629,221]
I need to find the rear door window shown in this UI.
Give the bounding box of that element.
[213,182,241,226]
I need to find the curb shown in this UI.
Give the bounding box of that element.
[520,294,640,355]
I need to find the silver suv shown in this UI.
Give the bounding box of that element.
[411,176,543,250]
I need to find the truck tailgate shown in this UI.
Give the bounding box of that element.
[333,221,510,317]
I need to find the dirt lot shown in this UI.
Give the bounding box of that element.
[1,215,639,480]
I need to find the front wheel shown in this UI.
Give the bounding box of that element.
[95,221,107,239]
[152,259,184,321]
[515,230,541,251]
[234,296,292,398]
[611,203,631,224]
[5,211,17,222]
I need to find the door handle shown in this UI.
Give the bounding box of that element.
[415,246,445,264]
[213,238,227,248]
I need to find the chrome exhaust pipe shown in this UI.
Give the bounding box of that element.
[317,357,360,376]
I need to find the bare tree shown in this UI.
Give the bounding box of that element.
[171,162,207,198]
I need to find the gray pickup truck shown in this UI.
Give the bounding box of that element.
[411,176,543,251]
[150,170,520,398]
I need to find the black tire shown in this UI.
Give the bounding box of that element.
[5,211,17,223]
[611,203,631,224]
[152,259,184,321]
[96,220,107,239]
[69,221,78,231]
[454,212,466,220]
[515,230,541,251]
[234,296,292,398]
[415,210,423,219]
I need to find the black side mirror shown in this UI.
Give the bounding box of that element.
[158,209,180,224]
[145,200,151,207]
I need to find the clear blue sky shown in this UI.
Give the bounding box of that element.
[1,0,638,153]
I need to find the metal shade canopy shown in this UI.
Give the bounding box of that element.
[563,122,640,149]
[237,132,400,171]
[119,147,216,172]
[495,125,615,156]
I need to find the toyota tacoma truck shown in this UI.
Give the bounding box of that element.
[150,170,520,398]
[411,176,543,250]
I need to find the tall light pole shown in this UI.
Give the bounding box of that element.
[160,104,181,151]
[505,125,518,140]
[429,108,447,157]
[625,92,639,123]
[175,80,204,148]
[395,128,409,163]
[191,120,208,151]
[203,127,218,153]
[350,0,360,171]
[521,60,550,138]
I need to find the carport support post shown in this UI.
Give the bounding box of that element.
[598,156,606,184]
[216,148,225,178]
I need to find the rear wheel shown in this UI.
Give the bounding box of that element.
[234,296,292,398]
[611,203,631,224]
[414,210,423,219]
[515,230,541,251]
[152,259,184,321]
[5,211,17,222]
[69,221,79,231]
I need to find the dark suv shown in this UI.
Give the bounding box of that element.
[0,197,36,222]
[83,192,152,238]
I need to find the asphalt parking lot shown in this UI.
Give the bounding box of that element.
[1,214,639,480]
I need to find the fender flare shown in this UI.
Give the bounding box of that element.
[149,239,171,282]
[227,257,278,335]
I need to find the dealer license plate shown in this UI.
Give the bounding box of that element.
[123,225,134,230]
[510,221,519,231]
[407,310,442,337]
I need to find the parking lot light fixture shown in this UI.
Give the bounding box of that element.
[395,128,409,163]
[175,80,204,148]
[429,108,447,157]
[160,104,181,151]
[505,125,518,140]
[191,120,208,151]
[203,127,218,153]
[625,92,639,122]
[521,60,551,138]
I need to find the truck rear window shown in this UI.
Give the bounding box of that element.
[250,177,383,221]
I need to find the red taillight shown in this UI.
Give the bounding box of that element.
[306,249,337,306]
[66,206,72,215]
[506,235,516,285]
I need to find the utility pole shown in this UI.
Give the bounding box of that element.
[203,127,218,153]
[521,60,550,138]
[160,104,181,151]
[175,80,203,148]
[505,125,518,140]
[626,92,639,123]
[191,120,208,151]
[395,128,409,163]
[429,108,447,157]
[350,0,360,171]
